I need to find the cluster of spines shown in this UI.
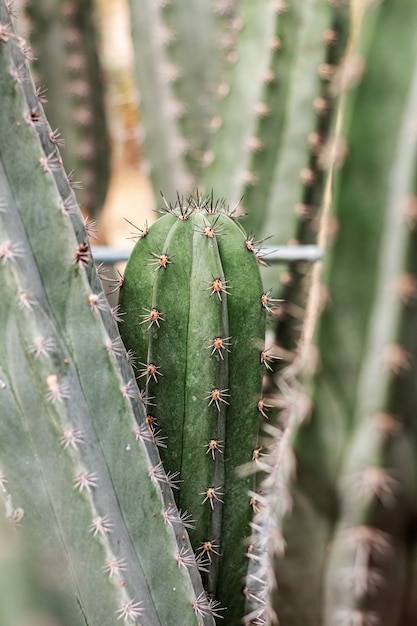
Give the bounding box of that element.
[0,7,214,624]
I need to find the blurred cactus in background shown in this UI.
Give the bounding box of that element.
[13,0,111,218]
[2,0,417,625]
[258,1,417,625]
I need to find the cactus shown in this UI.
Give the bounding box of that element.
[15,0,110,218]
[256,0,417,624]
[239,0,347,318]
[126,0,344,276]
[320,0,417,621]
[127,0,226,203]
[0,5,213,625]
[201,0,278,205]
[238,0,343,241]
[4,1,417,626]
[118,193,267,623]
[0,487,74,626]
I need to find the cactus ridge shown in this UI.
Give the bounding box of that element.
[119,193,266,621]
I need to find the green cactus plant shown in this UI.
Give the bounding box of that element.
[0,486,73,626]
[320,1,417,622]
[127,0,226,202]
[0,5,214,625]
[201,0,279,205]
[256,0,417,624]
[15,0,110,218]
[118,193,267,623]
[126,0,344,274]
[4,1,417,626]
[238,0,343,241]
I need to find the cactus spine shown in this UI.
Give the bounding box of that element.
[118,195,267,623]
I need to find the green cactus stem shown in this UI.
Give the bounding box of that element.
[127,0,199,202]
[323,0,417,619]
[154,1,225,178]
[241,0,346,340]
[0,495,70,626]
[20,0,110,218]
[241,0,336,243]
[118,193,266,623]
[257,0,417,624]
[0,5,213,624]
[202,0,277,205]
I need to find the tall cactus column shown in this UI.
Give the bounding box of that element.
[257,1,417,625]
[21,0,111,217]
[119,195,267,623]
[0,4,213,625]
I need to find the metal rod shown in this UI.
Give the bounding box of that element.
[91,245,324,265]
[262,245,324,263]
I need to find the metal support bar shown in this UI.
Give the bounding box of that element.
[91,245,324,265]
[262,245,324,263]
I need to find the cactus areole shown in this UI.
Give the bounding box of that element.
[119,194,266,620]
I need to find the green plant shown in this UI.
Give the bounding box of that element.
[260,1,417,625]
[3,1,417,626]
[0,5,212,624]
[127,0,227,199]
[16,0,110,218]
[118,193,267,622]
[127,0,345,291]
